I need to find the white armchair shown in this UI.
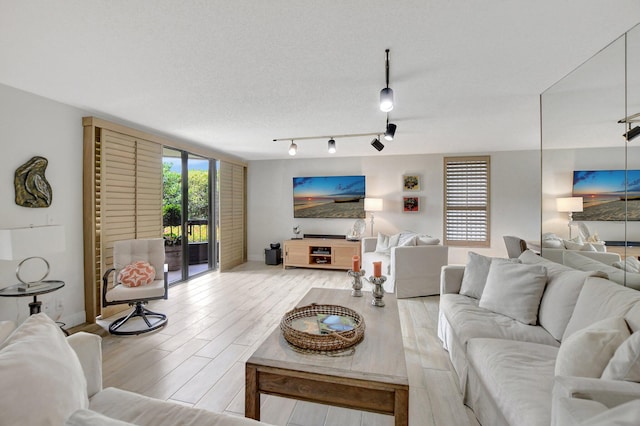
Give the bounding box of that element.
[361,236,448,298]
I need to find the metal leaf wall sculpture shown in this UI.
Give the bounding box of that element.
[14,156,52,208]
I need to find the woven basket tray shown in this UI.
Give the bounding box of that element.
[280,303,365,352]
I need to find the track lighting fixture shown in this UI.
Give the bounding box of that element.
[380,49,394,112]
[384,116,396,141]
[624,126,640,141]
[328,138,336,153]
[288,141,297,156]
[371,136,384,151]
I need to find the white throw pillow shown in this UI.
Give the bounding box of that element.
[581,243,597,252]
[459,252,492,299]
[478,259,548,325]
[555,317,630,378]
[564,240,585,251]
[542,232,564,248]
[374,232,403,253]
[416,235,440,245]
[601,331,640,382]
[397,231,417,247]
[627,256,640,271]
[0,313,89,425]
[460,252,522,299]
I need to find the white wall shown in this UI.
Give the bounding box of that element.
[0,84,86,326]
[247,150,541,265]
[0,82,542,328]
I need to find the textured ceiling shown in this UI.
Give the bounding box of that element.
[1,1,639,160]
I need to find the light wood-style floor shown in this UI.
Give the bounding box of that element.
[89,262,478,426]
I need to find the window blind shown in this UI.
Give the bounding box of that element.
[443,156,491,247]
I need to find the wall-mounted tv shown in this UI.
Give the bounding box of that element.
[293,175,365,219]
[572,170,640,221]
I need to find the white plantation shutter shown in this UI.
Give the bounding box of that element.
[443,156,491,247]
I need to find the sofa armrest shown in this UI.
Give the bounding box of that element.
[391,245,449,297]
[441,265,465,294]
[67,332,103,398]
[361,237,377,254]
[553,376,640,410]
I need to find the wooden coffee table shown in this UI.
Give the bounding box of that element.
[245,288,409,425]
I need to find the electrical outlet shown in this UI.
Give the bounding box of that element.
[55,298,63,312]
[43,301,51,313]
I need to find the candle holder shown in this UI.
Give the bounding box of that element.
[347,269,365,297]
[364,275,387,307]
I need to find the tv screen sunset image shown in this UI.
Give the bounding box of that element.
[293,176,365,219]
[572,170,640,221]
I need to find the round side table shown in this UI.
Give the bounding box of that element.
[0,280,65,315]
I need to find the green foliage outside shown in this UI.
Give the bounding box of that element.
[163,162,209,243]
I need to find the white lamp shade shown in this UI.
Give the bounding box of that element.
[364,198,383,212]
[0,225,65,260]
[556,197,584,213]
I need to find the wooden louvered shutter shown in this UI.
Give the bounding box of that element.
[443,156,491,247]
[219,161,247,271]
[93,129,162,318]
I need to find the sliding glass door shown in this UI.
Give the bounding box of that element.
[163,147,218,284]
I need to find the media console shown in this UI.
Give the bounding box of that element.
[283,238,361,270]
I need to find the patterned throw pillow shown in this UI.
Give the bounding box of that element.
[118,261,156,287]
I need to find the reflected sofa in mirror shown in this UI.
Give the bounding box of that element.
[541,23,640,287]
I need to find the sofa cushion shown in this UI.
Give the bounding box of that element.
[90,387,266,426]
[66,409,136,426]
[440,294,559,348]
[0,313,89,426]
[601,331,640,382]
[467,338,558,426]
[562,251,640,289]
[479,260,547,325]
[555,317,630,378]
[563,277,640,340]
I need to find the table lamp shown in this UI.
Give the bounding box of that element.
[364,198,383,237]
[556,197,583,239]
[0,225,65,290]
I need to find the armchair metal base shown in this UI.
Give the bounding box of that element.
[108,301,168,335]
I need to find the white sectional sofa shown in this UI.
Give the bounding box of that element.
[438,250,640,426]
[361,233,448,298]
[0,313,270,426]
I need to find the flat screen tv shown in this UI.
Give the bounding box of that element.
[293,175,365,219]
[572,169,640,221]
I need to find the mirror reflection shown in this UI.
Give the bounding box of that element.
[541,24,640,288]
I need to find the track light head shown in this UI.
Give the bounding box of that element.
[288,141,297,156]
[624,126,640,141]
[371,137,384,151]
[384,123,397,141]
[380,87,394,112]
[328,138,336,154]
[380,49,394,112]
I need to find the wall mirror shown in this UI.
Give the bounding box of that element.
[541,23,640,287]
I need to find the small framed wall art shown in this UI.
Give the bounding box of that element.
[403,197,420,213]
[402,174,420,191]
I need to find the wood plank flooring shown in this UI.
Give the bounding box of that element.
[88,262,478,426]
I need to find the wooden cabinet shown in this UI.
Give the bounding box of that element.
[283,239,361,270]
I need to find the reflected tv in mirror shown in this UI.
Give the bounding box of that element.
[572,170,640,221]
[293,175,365,219]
